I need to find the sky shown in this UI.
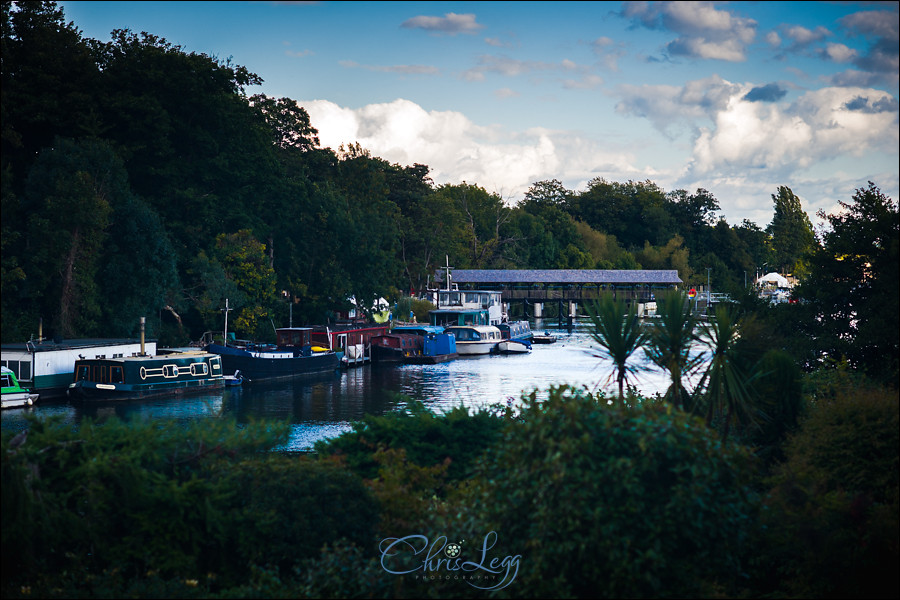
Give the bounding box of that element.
[57,1,899,228]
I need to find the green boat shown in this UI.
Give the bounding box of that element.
[67,351,224,402]
[1,366,39,409]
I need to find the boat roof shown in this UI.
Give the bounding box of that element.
[445,324,501,332]
[391,325,445,334]
[2,338,152,352]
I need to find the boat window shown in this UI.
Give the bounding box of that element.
[75,365,89,381]
[163,364,178,378]
[210,357,222,371]
[110,366,124,383]
[466,292,479,304]
[1,373,11,387]
[190,362,209,376]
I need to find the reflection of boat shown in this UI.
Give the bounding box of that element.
[68,351,224,402]
[531,331,557,344]
[445,325,502,355]
[2,366,39,409]
[206,328,339,383]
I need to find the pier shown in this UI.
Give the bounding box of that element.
[434,269,683,320]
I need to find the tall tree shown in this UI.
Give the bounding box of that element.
[767,186,815,276]
[797,182,899,386]
[23,138,120,337]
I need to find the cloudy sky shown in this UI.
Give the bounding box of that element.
[59,1,898,227]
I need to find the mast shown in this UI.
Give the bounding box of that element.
[222,299,232,345]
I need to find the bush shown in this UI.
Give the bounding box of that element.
[463,386,759,598]
[757,383,899,598]
[1,415,378,597]
[315,400,505,483]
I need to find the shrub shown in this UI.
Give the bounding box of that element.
[757,383,899,598]
[463,386,759,598]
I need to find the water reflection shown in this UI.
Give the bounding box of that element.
[1,322,704,450]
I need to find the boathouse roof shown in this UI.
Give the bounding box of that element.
[436,269,682,286]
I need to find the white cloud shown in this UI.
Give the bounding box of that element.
[301,98,643,200]
[299,94,897,228]
[822,42,857,63]
[401,12,483,35]
[623,1,757,62]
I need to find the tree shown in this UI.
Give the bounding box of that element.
[23,138,126,337]
[696,305,759,439]
[767,185,815,276]
[585,296,649,402]
[644,290,702,411]
[797,182,899,386]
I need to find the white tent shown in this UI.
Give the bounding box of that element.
[757,272,791,288]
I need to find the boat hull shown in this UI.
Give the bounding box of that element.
[1,391,38,409]
[208,343,339,382]
[454,341,498,355]
[68,378,224,402]
[497,340,531,354]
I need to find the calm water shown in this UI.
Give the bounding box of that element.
[1,321,693,451]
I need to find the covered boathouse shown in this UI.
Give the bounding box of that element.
[433,269,683,319]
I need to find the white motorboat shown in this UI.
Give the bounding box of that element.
[444,325,502,355]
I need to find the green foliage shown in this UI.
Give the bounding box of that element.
[465,386,759,598]
[767,185,815,277]
[585,295,649,402]
[757,383,899,598]
[0,415,381,597]
[797,182,899,387]
[314,400,504,483]
[394,296,434,323]
[695,305,761,439]
[643,290,702,410]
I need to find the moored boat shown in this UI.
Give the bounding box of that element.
[496,340,531,354]
[531,331,558,344]
[371,325,459,364]
[445,325,502,355]
[67,350,225,402]
[2,366,39,409]
[206,327,339,383]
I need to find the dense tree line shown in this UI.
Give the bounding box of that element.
[2,2,896,386]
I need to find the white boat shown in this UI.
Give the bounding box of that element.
[496,340,531,354]
[444,325,502,355]
[2,366,39,409]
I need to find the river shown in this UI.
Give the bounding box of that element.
[1,320,695,451]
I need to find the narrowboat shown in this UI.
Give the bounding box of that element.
[206,327,339,383]
[2,366,39,409]
[67,350,225,402]
[310,323,389,367]
[371,325,458,364]
[444,325,502,356]
[2,337,158,399]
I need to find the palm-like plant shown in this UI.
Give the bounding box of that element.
[586,296,649,404]
[695,304,758,440]
[644,290,704,411]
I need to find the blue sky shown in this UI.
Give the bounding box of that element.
[58,1,898,227]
